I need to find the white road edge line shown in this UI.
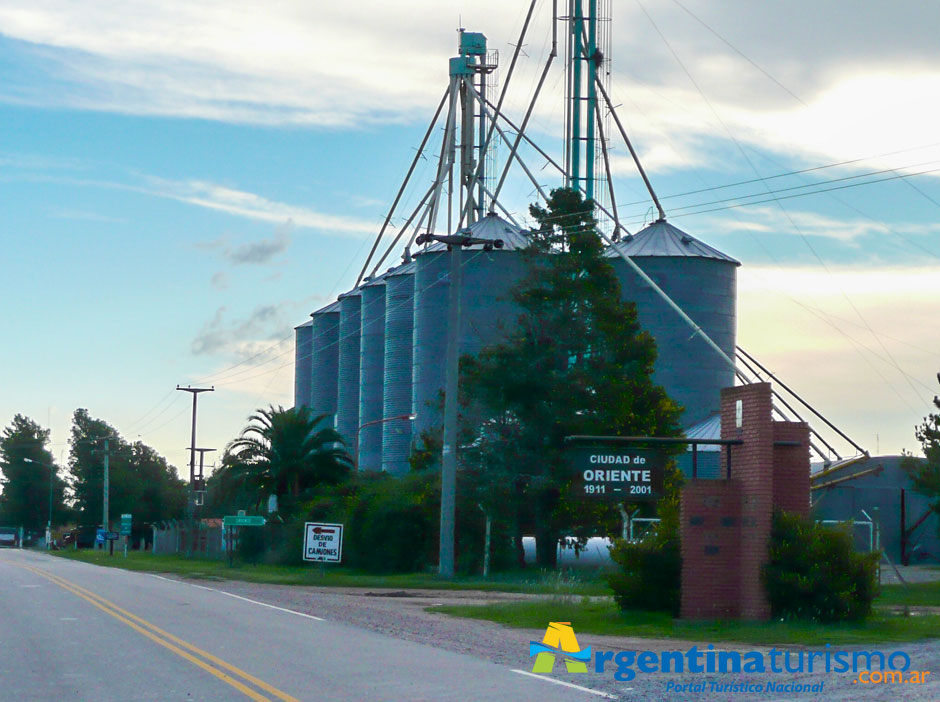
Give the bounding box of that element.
[146,573,325,621]
[510,669,620,699]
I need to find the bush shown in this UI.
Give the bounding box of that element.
[346,473,439,573]
[607,536,681,615]
[607,467,682,615]
[763,510,879,622]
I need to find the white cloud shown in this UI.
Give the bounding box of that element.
[737,264,940,454]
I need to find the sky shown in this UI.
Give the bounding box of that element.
[1,0,939,479]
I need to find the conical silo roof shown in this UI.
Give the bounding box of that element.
[605,220,739,265]
[416,212,529,254]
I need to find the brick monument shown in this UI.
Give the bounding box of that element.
[680,382,810,620]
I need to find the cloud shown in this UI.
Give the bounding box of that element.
[737,264,940,455]
[224,222,292,265]
[210,271,228,290]
[191,304,289,357]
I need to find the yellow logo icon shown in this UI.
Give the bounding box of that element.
[530,622,591,673]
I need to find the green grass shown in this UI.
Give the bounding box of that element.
[433,598,940,645]
[49,550,611,595]
[878,582,940,608]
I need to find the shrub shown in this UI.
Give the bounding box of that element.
[346,473,439,573]
[607,465,683,615]
[763,510,879,622]
[607,537,680,614]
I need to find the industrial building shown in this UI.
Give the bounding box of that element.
[292,4,869,492]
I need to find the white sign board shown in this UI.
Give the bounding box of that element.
[303,522,343,563]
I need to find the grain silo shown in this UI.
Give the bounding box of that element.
[293,320,313,409]
[335,289,363,452]
[382,261,416,475]
[605,220,739,427]
[412,213,530,441]
[357,273,387,472]
[309,300,341,427]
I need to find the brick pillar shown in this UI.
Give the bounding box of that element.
[720,383,774,620]
[772,422,811,516]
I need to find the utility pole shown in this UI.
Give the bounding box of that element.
[415,231,503,578]
[102,438,109,538]
[177,385,214,557]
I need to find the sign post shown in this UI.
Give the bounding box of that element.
[222,515,266,567]
[303,523,343,563]
[120,513,132,558]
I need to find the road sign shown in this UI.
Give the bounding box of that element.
[120,514,132,536]
[223,515,266,527]
[96,529,120,542]
[567,446,665,502]
[303,522,343,563]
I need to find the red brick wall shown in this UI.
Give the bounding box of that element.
[679,383,811,621]
[680,480,742,618]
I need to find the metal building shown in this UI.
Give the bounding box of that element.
[309,300,341,427]
[605,220,739,427]
[336,289,363,452]
[293,320,313,409]
[357,273,387,472]
[382,262,417,475]
[812,456,939,564]
[411,213,530,441]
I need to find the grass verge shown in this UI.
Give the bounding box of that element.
[48,549,610,595]
[433,599,940,645]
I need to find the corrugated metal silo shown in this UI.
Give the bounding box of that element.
[605,220,739,427]
[357,274,387,472]
[382,262,416,475]
[310,300,341,427]
[412,213,530,441]
[293,320,313,409]
[335,289,363,451]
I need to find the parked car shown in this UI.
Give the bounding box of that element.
[0,527,18,548]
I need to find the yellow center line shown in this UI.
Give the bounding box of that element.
[19,564,299,702]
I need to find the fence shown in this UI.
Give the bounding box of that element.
[152,521,227,559]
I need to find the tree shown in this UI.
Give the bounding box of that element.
[902,378,940,513]
[459,188,682,567]
[0,415,69,530]
[221,405,352,516]
[68,409,186,525]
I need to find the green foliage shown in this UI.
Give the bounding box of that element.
[902,389,940,515]
[0,415,70,529]
[220,405,353,517]
[345,472,439,573]
[68,409,186,525]
[606,464,683,615]
[459,188,682,568]
[763,510,880,622]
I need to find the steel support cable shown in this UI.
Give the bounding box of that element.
[490,0,559,207]
[355,88,448,287]
[455,0,539,228]
[465,82,549,206]
[594,96,625,238]
[736,346,868,456]
[426,77,461,237]
[735,351,840,460]
[369,181,437,277]
[593,73,666,221]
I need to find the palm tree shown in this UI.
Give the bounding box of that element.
[223,405,352,509]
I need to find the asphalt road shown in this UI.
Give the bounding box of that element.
[0,549,605,702]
